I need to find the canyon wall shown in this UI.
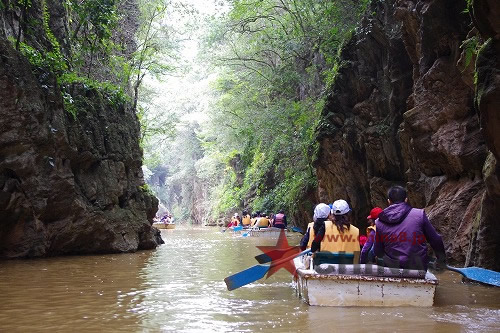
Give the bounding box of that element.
[0,1,161,258]
[314,0,499,269]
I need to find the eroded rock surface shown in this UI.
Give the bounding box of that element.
[0,38,161,258]
[314,0,499,269]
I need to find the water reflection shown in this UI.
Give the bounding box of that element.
[0,228,499,332]
[0,251,152,331]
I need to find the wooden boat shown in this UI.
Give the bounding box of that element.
[293,256,438,307]
[153,222,175,229]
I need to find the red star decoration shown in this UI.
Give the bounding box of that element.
[256,229,301,278]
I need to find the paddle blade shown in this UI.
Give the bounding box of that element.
[224,264,270,291]
[291,226,304,234]
[255,249,288,264]
[233,226,243,231]
[448,266,500,287]
[255,253,271,264]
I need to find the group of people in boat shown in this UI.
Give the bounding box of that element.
[227,210,288,229]
[154,212,173,224]
[300,186,446,271]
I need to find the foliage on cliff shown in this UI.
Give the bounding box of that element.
[198,0,369,221]
[1,0,180,117]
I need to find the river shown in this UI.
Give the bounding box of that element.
[0,227,499,332]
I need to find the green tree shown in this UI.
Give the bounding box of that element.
[199,0,369,221]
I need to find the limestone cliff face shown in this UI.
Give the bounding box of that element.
[0,2,161,258]
[314,0,499,269]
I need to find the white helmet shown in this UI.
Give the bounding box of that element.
[313,203,331,222]
[331,199,351,215]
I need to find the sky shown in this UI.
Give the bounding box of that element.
[140,0,230,126]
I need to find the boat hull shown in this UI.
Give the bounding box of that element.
[239,227,286,237]
[153,223,175,229]
[294,258,438,307]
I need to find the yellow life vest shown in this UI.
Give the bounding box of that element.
[242,215,251,226]
[307,220,360,256]
[257,217,269,227]
[366,225,376,235]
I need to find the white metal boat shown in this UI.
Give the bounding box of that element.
[238,227,286,237]
[293,256,438,307]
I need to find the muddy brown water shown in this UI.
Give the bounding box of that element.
[0,228,499,332]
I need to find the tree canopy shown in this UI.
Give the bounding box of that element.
[142,0,370,224]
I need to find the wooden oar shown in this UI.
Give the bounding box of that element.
[224,249,311,291]
[446,265,500,287]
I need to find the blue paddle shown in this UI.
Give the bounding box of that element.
[254,248,293,264]
[224,249,311,291]
[446,265,500,287]
[291,226,304,234]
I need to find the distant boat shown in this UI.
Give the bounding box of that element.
[293,255,438,307]
[237,227,286,238]
[153,222,175,229]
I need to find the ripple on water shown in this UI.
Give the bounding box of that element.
[1,228,500,332]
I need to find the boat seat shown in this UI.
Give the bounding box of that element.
[313,252,355,266]
[315,264,428,279]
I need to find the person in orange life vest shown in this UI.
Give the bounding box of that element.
[250,213,258,227]
[241,210,251,227]
[256,213,270,228]
[360,207,383,264]
[273,209,287,229]
[300,201,359,257]
[300,203,330,251]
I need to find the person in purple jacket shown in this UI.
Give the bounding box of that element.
[374,186,446,271]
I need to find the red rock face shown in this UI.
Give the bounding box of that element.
[0,38,161,258]
[314,0,499,269]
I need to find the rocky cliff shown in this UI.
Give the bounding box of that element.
[0,1,161,258]
[314,0,499,270]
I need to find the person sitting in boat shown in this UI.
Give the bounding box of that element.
[360,207,382,264]
[273,210,287,229]
[300,203,329,250]
[160,214,170,224]
[256,213,270,228]
[241,210,251,227]
[250,212,259,227]
[300,201,360,262]
[228,213,240,228]
[374,186,446,271]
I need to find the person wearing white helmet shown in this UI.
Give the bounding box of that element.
[300,200,360,261]
[300,203,331,251]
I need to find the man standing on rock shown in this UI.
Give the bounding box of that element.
[374,186,446,271]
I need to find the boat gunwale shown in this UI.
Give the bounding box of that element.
[297,268,439,285]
